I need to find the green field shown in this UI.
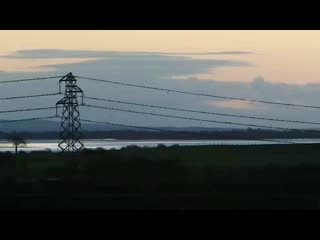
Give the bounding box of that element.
[1,143,320,209]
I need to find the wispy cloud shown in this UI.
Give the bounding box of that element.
[0,58,99,73]
[172,51,254,55]
[0,49,254,59]
[0,49,251,75]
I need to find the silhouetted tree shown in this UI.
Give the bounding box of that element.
[7,132,27,154]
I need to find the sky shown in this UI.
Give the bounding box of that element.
[3,30,320,84]
[1,30,320,129]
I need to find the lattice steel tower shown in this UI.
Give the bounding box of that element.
[56,73,84,152]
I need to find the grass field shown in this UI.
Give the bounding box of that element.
[1,143,320,209]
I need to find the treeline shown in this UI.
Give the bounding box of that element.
[1,144,320,209]
[0,128,319,140]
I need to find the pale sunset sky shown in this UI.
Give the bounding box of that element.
[1,30,320,84]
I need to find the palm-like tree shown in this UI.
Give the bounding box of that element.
[7,132,27,154]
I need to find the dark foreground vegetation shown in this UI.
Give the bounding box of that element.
[1,144,320,209]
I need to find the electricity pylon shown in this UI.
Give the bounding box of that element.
[56,73,84,152]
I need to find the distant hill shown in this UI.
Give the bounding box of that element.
[1,119,319,140]
[0,119,123,132]
[0,119,242,133]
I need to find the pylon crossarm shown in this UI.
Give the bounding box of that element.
[56,98,68,105]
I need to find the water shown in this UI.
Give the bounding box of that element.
[1,138,320,152]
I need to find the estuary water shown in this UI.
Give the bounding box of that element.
[0,138,320,152]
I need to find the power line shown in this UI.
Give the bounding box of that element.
[81,118,216,140]
[0,106,56,114]
[82,104,320,133]
[81,118,219,139]
[0,76,64,84]
[76,75,320,110]
[0,93,61,101]
[0,116,57,124]
[81,118,296,145]
[84,96,320,126]
[82,118,170,132]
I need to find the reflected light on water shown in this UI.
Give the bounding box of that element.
[0,138,319,152]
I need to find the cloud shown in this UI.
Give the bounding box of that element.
[0,49,251,76]
[0,49,319,130]
[180,51,254,55]
[0,49,254,59]
[0,58,99,73]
